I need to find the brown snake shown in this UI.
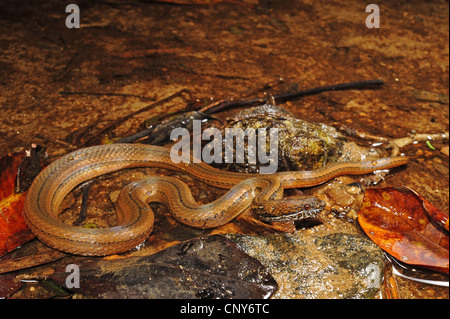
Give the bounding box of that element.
[23,143,408,256]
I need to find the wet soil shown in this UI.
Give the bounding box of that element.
[0,0,448,299]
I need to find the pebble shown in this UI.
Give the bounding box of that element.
[432,160,449,175]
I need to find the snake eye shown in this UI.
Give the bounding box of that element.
[304,204,310,210]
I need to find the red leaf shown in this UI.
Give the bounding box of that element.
[0,151,35,256]
[409,188,449,232]
[358,186,449,275]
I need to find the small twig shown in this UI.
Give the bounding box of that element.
[200,79,384,114]
[54,53,80,81]
[239,77,286,99]
[337,124,390,142]
[389,132,449,156]
[73,180,94,226]
[339,124,449,157]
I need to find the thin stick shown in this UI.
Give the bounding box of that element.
[389,132,449,156]
[200,79,384,114]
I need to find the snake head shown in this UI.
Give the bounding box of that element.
[251,197,326,222]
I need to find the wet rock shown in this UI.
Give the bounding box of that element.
[432,158,449,175]
[48,235,277,299]
[227,231,385,299]
[223,104,345,172]
[220,104,387,173]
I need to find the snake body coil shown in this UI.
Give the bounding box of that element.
[23,143,408,256]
